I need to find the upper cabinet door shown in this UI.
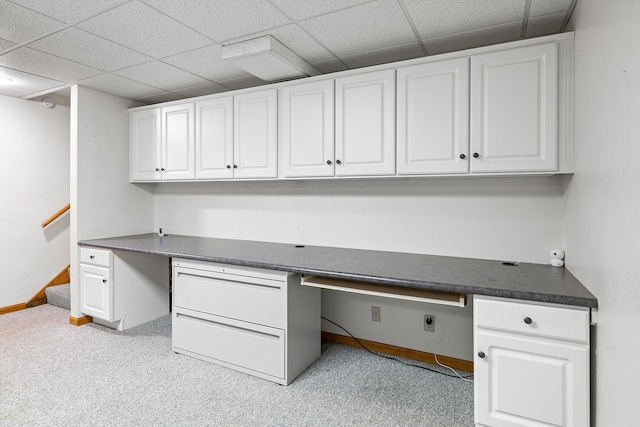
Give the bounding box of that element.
[471,43,558,173]
[196,97,234,180]
[335,70,395,177]
[281,79,335,178]
[234,89,278,179]
[162,103,195,180]
[397,58,470,175]
[130,108,161,181]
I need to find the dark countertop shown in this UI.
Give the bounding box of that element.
[78,233,597,308]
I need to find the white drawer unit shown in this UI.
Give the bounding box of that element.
[79,247,170,331]
[171,259,320,385]
[474,295,590,427]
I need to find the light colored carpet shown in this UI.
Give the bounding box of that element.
[0,305,474,426]
[45,284,70,310]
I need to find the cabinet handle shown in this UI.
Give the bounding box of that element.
[478,351,486,359]
[155,168,160,172]
[233,165,238,169]
[336,159,342,165]
[524,317,533,325]
[102,279,107,284]
[459,154,466,159]
[89,255,94,259]
[226,165,231,169]
[326,160,332,165]
[473,153,479,158]
[161,168,165,171]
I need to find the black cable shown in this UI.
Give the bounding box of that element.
[321,316,474,381]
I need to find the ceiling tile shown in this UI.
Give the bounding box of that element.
[309,58,348,74]
[78,1,212,59]
[143,0,290,42]
[77,73,162,98]
[530,0,572,17]
[28,27,153,72]
[163,45,250,82]
[0,47,102,82]
[300,0,416,56]
[114,61,210,91]
[423,21,522,56]
[134,91,187,104]
[224,24,333,63]
[217,75,266,90]
[341,42,423,69]
[0,65,66,93]
[404,0,526,40]
[173,83,230,98]
[526,12,566,38]
[0,0,65,43]
[9,0,125,24]
[0,38,17,52]
[268,0,373,21]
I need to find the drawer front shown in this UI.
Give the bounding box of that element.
[173,267,285,328]
[474,296,589,342]
[80,247,111,267]
[173,310,285,379]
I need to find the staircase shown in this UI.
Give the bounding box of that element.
[45,283,71,310]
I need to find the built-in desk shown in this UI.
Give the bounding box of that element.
[78,233,597,426]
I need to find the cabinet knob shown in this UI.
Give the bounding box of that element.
[226,165,231,169]
[89,255,94,259]
[161,168,165,171]
[326,160,332,165]
[155,168,160,172]
[336,159,342,165]
[524,317,533,325]
[478,351,486,359]
[459,154,466,160]
[473,153,479,158]
[233,165,238,169]
[102,279,107,284]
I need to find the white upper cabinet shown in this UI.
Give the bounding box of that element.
[397,58,470,175]
[234,89,278,179]
[162,103,195,180]
[281,79,335,178]
[470,42,558,173]
[130,108,161,181]
[335,69,395,177]
[196,97,234,180]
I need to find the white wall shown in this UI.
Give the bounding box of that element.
[0,94,69,307]
[155,175,565,359]
[565,1,640,424]
[70,86,154,318]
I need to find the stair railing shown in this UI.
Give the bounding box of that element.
[42,204,70,228]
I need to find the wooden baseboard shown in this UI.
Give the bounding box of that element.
[69,315,92,326]
[0,303,28,315]
[322,331,474,373]
[26,264,71,308]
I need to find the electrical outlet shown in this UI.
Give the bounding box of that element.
[424,314,435,332]
[372,306,381,322]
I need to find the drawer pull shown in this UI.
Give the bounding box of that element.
[90,255,95,259]
[102,279,107,284]
[478,351,486,359]
[524,317,533,325]
[177,313,281,341]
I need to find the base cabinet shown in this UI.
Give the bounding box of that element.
[171,259,320,385]
[474,296,590,427]
[79,247,170,331]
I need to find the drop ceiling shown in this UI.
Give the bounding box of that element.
[0,0,575,104]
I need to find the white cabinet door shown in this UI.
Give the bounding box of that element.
[281,79,334,178]
[196,97,233,180]
[397,58,469,175]
[129,108,161,181]
[80,263,113,321]
[234,89,278,179]
[162,103,195,180]
[475,330,589,427]
[335,69,395,176]
[471,42,558,173]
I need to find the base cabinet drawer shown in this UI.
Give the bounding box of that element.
[173,310,284,379]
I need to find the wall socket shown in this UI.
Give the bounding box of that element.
[372,306,381,322]
[424,314,435,332]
